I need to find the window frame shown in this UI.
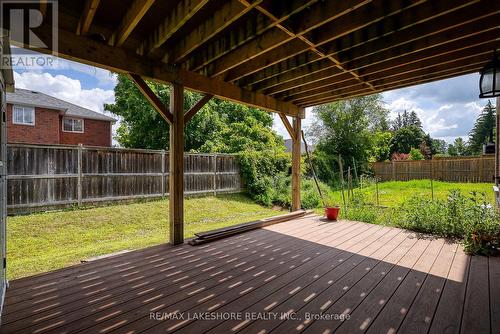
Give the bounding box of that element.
[62,117,84,133]
[12,105,35,126]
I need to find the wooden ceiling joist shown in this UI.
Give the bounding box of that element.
[241,0,483,92]
[76,0,101,35]
[138,0,210,55]
[111,0,156,47]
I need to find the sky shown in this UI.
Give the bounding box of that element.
[11,52,492,145]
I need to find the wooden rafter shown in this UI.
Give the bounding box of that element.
[184,94,213,123]
[278,113,295,141]
[76,0,101,35]
[138,0,209,55]
[111,0,155,47]
[164,0,262,63]
[241,0,481,92]
[128,73,174,125]
[16,25,302,117]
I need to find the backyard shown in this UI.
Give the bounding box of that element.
[8,194,284,279]
[8,180,497,279]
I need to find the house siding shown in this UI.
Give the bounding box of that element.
[59,118,111,146]
[6,104,60,144]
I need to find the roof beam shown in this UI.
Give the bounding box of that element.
[273,11,499,100]
[18,25,302,117]
[164,0,261,64]
[128,73,173,125]
[278,113,295,141]
[220,0,425,82]
[111,0,155,47]
[240,0,480,91]
[188,0,319,73]
[138,0,209,55]
[290,35,497,104]
[184,94,213,123]
[76,0,100,35]
[205,0,372,79]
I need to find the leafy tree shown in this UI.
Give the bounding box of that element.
[419,140,432,160]
[370,131,393,162]
[468,100,496,154]
[432,138,448,155]
[447,137,468,156]
[105,74,284,154]
[409,147,424,160]
[309,94,389,184]
[389,125,424,154]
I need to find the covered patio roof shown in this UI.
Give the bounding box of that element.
[5,0,500,115]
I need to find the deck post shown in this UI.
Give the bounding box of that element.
[496,96,500,185]
[169,83,184,245]
[291,116,301,211]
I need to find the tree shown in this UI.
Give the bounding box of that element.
[468,100,496,154]
[105,74,284,153]
[447,137,468,156]
[309,94,389,183]
[389,125,424,154]
[409,147,424,160]
[370,131,393,162]
[432,138,448,155]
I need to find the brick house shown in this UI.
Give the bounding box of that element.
[6,89,115,146]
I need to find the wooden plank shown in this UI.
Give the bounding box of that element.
[397,242,458,334]
[138,0,210,54]
[169,83,184,245]
[111,0,156,47]
[461,256,490,334]
[76,0,101,35]
[291,116,301,211]
[428,247,471,334]
[365,238,445,333]
[489,257,500,332]
[184,94,212,123]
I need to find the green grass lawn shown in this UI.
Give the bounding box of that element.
[328,180,494,207]
[7,194,284,280]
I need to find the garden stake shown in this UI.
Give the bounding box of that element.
[375,177,380,206]
[301,131,326,207]
[431,178,434,201]
[339,154,347,213]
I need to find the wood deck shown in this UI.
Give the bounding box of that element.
[1,215,499,334]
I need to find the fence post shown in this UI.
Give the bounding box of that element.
[161,150,166,198]
[213,154,217,196]
[478,157,484,182]
[392,160,396,181]
[77,144,83,207]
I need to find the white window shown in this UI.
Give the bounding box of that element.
[12,105,35,125]
[62,118,84,133]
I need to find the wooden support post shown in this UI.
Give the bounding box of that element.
[213,154,217,196]
[161,149,166,199]
[291,117,301,211]
[169,83,184,245]
[496,96,500,185]
[77,144,83,207]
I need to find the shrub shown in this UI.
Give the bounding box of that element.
[409,147,424,160]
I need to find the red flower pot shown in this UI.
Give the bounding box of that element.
[325,206,340,220]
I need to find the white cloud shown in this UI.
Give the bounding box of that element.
[13,71,115,114]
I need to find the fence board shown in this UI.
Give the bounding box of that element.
[7,144,243,214]
[372,156,495,183]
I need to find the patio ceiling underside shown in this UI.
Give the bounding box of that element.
[5,0,500,114]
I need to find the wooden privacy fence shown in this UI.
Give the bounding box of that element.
[372,156,495,183]
[7,144,243,214]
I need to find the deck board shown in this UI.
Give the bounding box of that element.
[0,216,497,334]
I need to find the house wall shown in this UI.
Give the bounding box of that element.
[59,118,111,147]
[6,104,60,144]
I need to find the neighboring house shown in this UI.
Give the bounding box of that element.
[284,138,307,154]
[6,89,115,146]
